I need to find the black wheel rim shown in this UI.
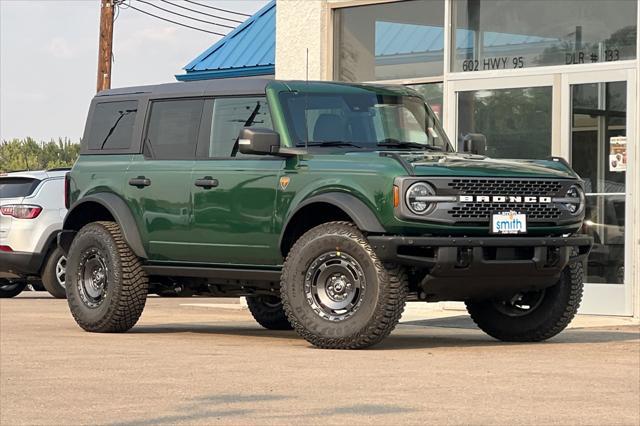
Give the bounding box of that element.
[304,251,365,322]
[77,248,109,308]
[493,289,546,317]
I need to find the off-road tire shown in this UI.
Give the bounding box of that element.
[41,247,67,299]
[0,279,27,298]
[466,261,583,342]
[66,221,148,332]
[246,295,293,330]
[280,221,408,349]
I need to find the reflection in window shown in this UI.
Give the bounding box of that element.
[334,0,444,81]
[452,0,637,72]
[457,87,552,159]
[144,99,203,159]
[409,82,443,122]
[209,97,272,157]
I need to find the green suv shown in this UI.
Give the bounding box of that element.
[60,78,592,349]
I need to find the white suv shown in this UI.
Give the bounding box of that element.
[0,169,68,298]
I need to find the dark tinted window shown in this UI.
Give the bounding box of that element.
[144,99,204,160]
[0,178,41,198]
[209,97,272,157]
[88,101,138,150]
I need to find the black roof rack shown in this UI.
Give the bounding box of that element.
[47,167,72,172]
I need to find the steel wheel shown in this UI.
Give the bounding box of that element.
[492,289,546,317]
[304,251,366,322]
[77,248,109,308]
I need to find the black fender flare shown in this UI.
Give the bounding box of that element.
[62,193,147,258]
[279,192,386,248]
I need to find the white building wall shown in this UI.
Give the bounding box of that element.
[276,0,328,80]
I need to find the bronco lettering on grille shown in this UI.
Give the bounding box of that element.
[459,195,552,203]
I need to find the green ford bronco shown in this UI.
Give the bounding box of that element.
[60,78,592,349]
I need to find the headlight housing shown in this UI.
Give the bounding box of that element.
[405,182,436,215]
[564,184,585,215]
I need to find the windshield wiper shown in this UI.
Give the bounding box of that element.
[299,141,363,148]
[377,139,443,151]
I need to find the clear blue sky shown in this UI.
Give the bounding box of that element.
[0,0,268,141]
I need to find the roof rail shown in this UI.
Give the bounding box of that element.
[47,167,72,172]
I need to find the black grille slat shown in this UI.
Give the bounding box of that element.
[448,179,562,196]
[449,203,561,220]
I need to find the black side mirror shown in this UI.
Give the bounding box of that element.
[238,128,281,155]
[462,133,487,155]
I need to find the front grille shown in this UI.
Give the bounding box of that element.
[448,179,562,196]
[449,202,562,220]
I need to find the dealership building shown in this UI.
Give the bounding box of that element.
[181,0,640,318]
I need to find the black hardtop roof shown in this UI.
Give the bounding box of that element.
[94,78,412,100]
[96,76,273,98]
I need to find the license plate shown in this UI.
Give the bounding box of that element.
[491,211,527,234]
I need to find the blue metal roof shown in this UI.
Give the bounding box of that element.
[176,1,275,81]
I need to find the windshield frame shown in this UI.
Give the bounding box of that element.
[276,88,453,152]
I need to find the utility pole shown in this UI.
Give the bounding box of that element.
[96,0,114,93]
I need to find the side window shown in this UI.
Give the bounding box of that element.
[87,100,138,150]
[209,97,273,157]
[144,99,204,159]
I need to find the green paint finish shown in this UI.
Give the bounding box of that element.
[70,80,585,269]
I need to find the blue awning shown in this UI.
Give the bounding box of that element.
[176,1,275,81]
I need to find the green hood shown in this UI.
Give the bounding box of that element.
[382,151,577,179]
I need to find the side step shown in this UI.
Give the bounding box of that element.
[143,265,282,282]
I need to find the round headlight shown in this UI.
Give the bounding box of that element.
[405,182,436,215]
[565,185,584,215]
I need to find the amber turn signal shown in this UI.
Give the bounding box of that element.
[393,185,400,208]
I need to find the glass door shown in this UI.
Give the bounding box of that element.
[562,69,636,315]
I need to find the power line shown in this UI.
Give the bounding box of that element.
[126,4,227,36]
[159,0,244,25]
[133,0,236,29]
[183,0,251,18]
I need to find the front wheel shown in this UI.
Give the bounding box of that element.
[466,262,584,342]
[280,221,408,349]
[66,221,148,332]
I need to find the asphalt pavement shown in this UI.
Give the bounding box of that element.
[1,293,639,425]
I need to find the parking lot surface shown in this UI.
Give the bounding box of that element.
[1,293,639,426]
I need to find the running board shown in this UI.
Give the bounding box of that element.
[143,265,282,282]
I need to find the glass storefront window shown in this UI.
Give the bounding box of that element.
[457,87,552,158]
[409,82,444,122]
[334,0,444,82]
[452,0,637,72]
[571,81,627,284]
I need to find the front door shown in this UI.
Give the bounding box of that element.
[190,96,284,266]
[564,70,637,315]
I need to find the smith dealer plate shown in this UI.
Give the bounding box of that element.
[491,211,527,234]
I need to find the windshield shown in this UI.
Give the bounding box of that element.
[278,90,452,151]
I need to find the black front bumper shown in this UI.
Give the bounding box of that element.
[369,235,593,301]
[0,251,47,277]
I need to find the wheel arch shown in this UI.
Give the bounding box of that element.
[61,193,147,258]
[279,192,385,257]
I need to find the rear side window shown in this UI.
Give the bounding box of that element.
[87,100,138,150]
[208,97,272,157]
[144,99,204,159]
[0,178,41,198]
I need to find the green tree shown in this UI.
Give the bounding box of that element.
[0,138,80,172]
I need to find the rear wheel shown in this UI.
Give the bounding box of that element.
[0,279,27,298]
[41,247,67,299]
[66,221,148,332]
[246,295,292,330]
[466,261,583,342]
[281,221,408,349]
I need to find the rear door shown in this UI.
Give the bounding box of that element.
[190,96,284,266]
[124,98,204,262]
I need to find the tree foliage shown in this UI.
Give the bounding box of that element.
[0,138,80,172]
